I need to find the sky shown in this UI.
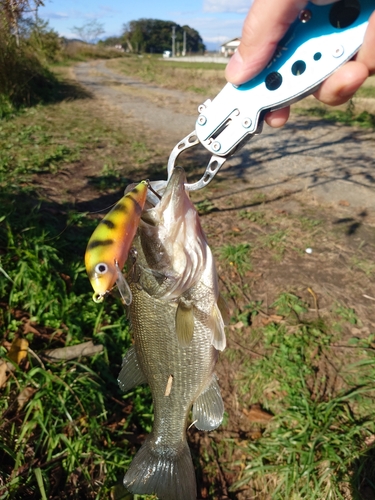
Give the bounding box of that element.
[38,0,253,51]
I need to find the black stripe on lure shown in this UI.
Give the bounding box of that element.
[84,180,148,304]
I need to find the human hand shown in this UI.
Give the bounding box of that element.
[225,0,375,127]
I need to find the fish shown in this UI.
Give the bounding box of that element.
[84,180,148,304]
[118,166,227,500]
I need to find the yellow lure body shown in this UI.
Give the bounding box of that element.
[85,180,148,303]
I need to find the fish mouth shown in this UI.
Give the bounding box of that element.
[142,167,187,223]
[159,166,187,207]
[138,165,208,300]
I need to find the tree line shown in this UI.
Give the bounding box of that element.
[101,19,206,54]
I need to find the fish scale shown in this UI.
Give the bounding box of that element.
[130,284,217,442]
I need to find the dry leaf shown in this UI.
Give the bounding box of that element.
[243,404,273,423]
[339,200,350,206]
[365,435,375,447]
[248,430,263,440]
[8,338,29,365]
[0,360,15,388]
[17,386,37,411]
[252,314,283,328]
[22,319,40,336]
[43,341,103,361]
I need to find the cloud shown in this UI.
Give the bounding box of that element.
[203,0,252,14]
[42,11,69,19]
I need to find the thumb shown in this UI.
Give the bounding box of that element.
[225,0,337,85]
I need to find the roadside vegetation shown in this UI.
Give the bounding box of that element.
[0,13,124,119]
[1,29,375,499]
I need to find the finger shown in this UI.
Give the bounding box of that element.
[264,107,290,128]
[356,10,375,75]
[226,0,308,85]
[313,60,369,105]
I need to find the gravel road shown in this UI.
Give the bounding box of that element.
[73,60,375,211]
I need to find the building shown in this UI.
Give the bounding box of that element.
[220,37,241,57]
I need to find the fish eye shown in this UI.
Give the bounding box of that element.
[95,263,108,275]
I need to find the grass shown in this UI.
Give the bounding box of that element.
[0,71,161,500]
[107,55,226,96]
[294,101,375,128]
[223,293,375,500]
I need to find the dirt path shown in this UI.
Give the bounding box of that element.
[73,59,375,211]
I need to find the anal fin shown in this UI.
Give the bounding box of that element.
[118,346,147,392]
[192,374,224,431]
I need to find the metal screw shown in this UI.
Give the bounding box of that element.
[212,141,221,152]
[198,104,206,113]
[197,115,207,126]
[299,9,312,23]
[332,45,344,58]
[242,118,252,129]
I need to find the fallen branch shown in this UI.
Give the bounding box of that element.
[42,341,103,361]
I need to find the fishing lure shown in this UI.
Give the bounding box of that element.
[85,180,148,304]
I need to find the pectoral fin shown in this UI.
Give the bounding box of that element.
[192,375,224,431]
[210,303,226,351]
[118,346,147,392]
[115,261,132,305]
[175,299,194,347]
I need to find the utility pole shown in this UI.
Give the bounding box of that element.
[172,26,176,57]
[182,30,186,56]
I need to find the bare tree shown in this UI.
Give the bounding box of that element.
[71,19,105,43]
[0,0,43,45]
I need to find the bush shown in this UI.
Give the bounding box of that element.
[0,19,58,111]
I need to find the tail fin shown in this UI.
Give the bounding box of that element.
[124,436,196,500]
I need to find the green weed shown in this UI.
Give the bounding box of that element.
[239,209,267,225]
[219,243,252,276]
[334,304,358,325]
[258,230,289,259]
[196,198,215,215]
[295,104,375,128]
